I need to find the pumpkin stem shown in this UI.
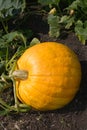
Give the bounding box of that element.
[12,70,28,80]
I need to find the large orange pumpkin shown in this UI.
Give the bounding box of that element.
[14,42,81,110]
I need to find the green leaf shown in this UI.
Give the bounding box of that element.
[59,15,74,29]
[0,31,26,62]
[0,0,26,19]
[75,20,83,27]
[67,0,80,10]
[30,38,40,47]
[59,15,70,23]
[48,14,60,37]
[75,20,87,45]
[65,17,75,29]
[0,31,26,48]
[79,0,87,8]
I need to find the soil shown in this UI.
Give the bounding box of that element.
[0,5,87,130]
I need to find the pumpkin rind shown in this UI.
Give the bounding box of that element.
[15,42,81,110]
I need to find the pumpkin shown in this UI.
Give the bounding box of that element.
[14,42,81,111]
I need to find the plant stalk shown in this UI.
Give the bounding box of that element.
[0,19,8,34]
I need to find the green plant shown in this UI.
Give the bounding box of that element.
[0,0,26,33]
[38,0,87,44]
[0,35,40,115]
[0,0,33,115]
[0,31,31,115]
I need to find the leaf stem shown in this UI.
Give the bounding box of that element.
[0,19,8,34]
[6,47,9,64]
[12,78,19,110]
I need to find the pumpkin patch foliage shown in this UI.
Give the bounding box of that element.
[38,0,87,44]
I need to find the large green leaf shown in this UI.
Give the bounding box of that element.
[48,14,60,37]
[0,0,26,19]
[75,20,87,45]
[0,31,26,48]
[79,0,87,8]
[79,0,87,15]
[67,0,80,10]
[0,31,26,60]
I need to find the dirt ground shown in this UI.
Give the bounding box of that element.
[0,10,87,130]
